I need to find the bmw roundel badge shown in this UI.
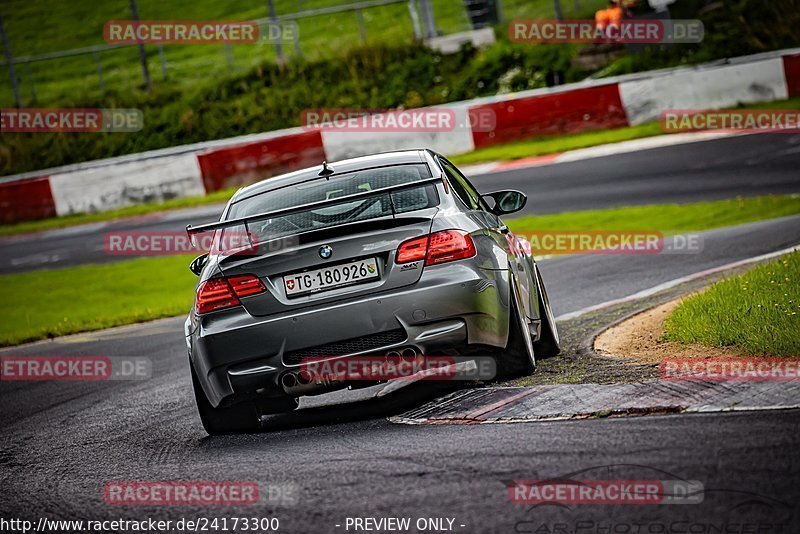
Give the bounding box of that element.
[318,245,333,259]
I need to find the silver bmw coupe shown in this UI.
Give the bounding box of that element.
[185,149,559,434]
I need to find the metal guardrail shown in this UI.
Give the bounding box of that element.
[0,0,441,107]
[0,43,133,66]
[0,0,413,67]
[274,0,409,22]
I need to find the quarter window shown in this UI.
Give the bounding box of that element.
[439,158,487,211]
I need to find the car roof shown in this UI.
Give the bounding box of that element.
[229,149,436,205]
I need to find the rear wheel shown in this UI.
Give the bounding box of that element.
[532,266,560,359]
[497,280,536,379]
[190,363,261,435]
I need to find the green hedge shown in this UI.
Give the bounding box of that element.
[1,41,579,176]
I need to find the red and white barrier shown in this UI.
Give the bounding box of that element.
[49,154,204,216]
[2,48,799,224]
[784,54,800,97]
[320,103,477,161]
[0,176,55,224]
[196,129,325,192]
[469,83,628,148]
[618,58,789,125]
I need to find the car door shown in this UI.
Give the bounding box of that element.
[439,157,538,323]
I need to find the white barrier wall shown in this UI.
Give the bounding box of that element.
[619,58,790,125]
[49,154,204,216]
[321,104,476,161]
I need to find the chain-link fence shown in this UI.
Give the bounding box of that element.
[0,0,478,107]
[0,0,601,107]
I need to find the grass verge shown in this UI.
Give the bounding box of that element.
[664,251,800,356]
[0,256,196,346]
[2,195,799,347]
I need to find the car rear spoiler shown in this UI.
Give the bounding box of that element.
[186,175,444,239]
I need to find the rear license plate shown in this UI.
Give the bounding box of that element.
[283,258,379,297]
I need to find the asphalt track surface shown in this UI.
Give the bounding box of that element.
[1,132,799,275]
[1,133,800,531]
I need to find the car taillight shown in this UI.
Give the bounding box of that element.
[426,230,476,265]
[396,235,429,264]
[227,275,266,297]
[196,275,265,314]
[396,230,476,266]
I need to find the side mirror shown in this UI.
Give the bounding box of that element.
[189,253,209,276]
[482,190,527,215]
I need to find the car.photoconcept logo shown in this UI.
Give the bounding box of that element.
[318,245,333,259]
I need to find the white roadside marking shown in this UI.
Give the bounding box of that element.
[9,253,65,267]
[555,244,800,321]
[554,130,745,164]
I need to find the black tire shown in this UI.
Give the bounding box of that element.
[532,266,561,359]
[496,281,537,379]
[190,363,261,435]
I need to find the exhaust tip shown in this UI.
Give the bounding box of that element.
[400,347,418,362]
[281,373,297,389]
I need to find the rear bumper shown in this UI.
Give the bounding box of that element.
[188,263,511,407]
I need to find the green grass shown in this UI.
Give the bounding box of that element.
[3,194,800,347]
[0,187,238,237]
[664,251,800,356]
[507,195,800,234]
[0,255,197,346]
[0,0,605,107]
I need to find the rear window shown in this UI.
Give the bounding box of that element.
[225,164,438,240]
